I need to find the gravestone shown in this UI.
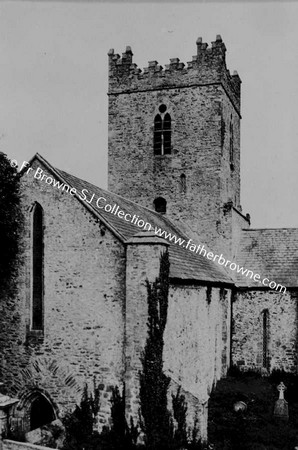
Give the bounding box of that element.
[0,383,19,450]
[273,382,289,421]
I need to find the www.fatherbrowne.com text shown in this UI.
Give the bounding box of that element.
[18,161,287,294]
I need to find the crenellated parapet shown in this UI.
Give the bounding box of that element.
[108,35,241,114]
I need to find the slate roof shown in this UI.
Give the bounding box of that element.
[235,228,298,288]
[31,154,234,285]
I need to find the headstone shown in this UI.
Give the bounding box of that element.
[273,382,289,420]
[0,382,19,449]
[25,419,65,448]
[233,400,247,413]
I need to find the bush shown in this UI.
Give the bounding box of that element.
[62,384,138,450]
[208,371,298,450]
[0,152,23,291]
[63,252,206,449]
[62,383,100,450]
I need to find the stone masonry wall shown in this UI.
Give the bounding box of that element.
[231,207,250,260]
[3,440,52,450]
[108,85,222,252]
[232,290,298,372]
[108,36,241,112]
[163,285,231,439]
[124,237,169,422]
[124,236,232,440]
[0,159,126,429]
[108,38,241,259]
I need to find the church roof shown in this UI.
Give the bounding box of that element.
[30,154,234,286]
[235,228,298,288]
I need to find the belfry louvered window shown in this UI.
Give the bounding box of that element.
[31,202,44,331]
[154,105,171,155]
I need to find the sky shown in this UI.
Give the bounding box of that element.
[0,1,297,228]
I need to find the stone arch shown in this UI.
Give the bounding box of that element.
[13,388,58,434]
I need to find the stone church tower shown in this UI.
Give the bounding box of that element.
[108,35,247,256]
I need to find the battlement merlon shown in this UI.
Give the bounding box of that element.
[107,36,241,115]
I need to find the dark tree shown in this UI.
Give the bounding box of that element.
[62,383,100,450]
[62,383,138,450]
[139,251,174,450]
[105,386,138,449]
[172,387,188,448]
[0,152,23,291]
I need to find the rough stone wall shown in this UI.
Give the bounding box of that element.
[3,440,52,450]
[167,379,208,443]
[232,290,298,372]
[231,207,250,260]
[124,238,231,440]
[217,96,246,260]
[124,239,169,421]
[108,38,241,258]
[0,159,126,429]
[108,37,241,112]
[163,285,231,439]
[220,92,241,209]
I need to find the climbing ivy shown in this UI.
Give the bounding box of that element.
[139,251,174,450]
[0,152,23,291]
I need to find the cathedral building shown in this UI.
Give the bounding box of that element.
[0,35,297,442]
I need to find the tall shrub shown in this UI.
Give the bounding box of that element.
[62,383,100,450]
[172,387,188,448]
[139,251,174,449]
[0,152,23,290]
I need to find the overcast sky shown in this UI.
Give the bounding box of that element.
[0,1,297,228]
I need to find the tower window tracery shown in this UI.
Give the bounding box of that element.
[154,105,171,155]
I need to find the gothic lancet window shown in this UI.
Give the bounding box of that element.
[154,114,162,154]
[31,203,44,331]
[154,105,171,155]
[180,174,186,193]
[262,309,269,370]
[229,119,234,169]
[163,113,171,154]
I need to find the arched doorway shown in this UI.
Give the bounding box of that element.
[11,389,58,437]
[30,394,56,430]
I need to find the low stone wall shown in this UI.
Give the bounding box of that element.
[3,440,53,450]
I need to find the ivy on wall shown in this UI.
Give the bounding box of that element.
[0,152,23,291]
[139,251,174,449]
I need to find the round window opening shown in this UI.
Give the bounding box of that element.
[159,104,167,113]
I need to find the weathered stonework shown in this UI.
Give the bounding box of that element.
[232,290,298,372]
[164,286,231,397]
[0,159,126,431]
[3,440,53,450]
[1,36,297,447]
[108,36,244,257]
[0,153,234,441]
[124,234,232,439]
[124,233,169,421]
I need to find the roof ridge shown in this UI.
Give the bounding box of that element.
[28,153,234,285]
[57,167,234,283]
[30,153,126,242]
[243,227,298,231]
[57,167,202,241]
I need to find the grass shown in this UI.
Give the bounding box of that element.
[208,369,298,450]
